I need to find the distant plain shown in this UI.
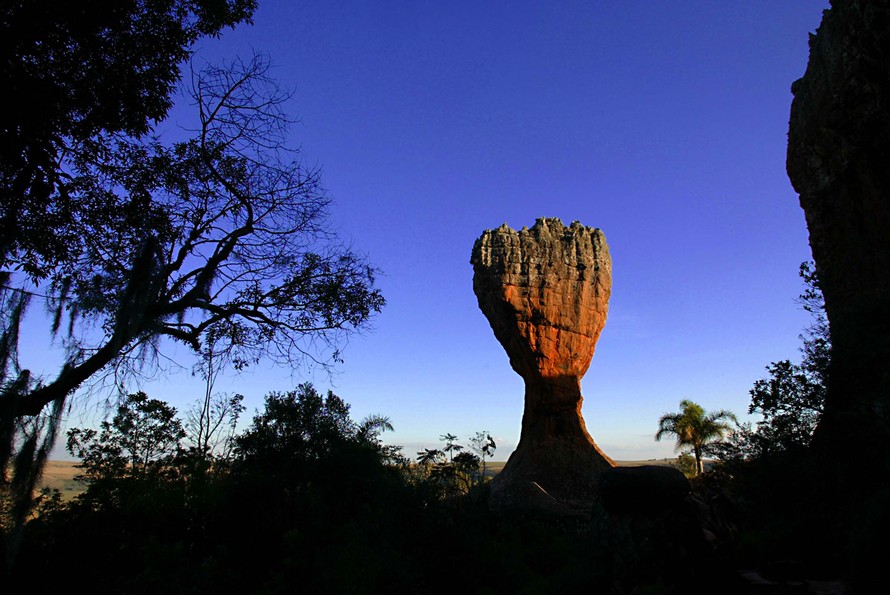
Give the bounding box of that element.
[41,458,684,500]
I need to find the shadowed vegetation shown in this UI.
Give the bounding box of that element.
[7,384,736,594]
[3,1,886,592]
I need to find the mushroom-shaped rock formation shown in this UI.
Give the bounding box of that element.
[471,218,614,513]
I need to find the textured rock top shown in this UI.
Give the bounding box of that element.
[471,218,611,381]
[471,218,610,290]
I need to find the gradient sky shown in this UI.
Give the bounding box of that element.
[41,1,831,460]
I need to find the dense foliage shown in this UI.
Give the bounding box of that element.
[0,0,257,275]
[1,16,383,558]
[67,392,185,484]
[1,1,254,560]
[709,262,829,466]
[695,263,835,581]
[8,386,734,594]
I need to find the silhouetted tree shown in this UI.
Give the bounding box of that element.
[184,392,244,462]
[0,55,384,560]
[747,262,828,453]
[2,7,256,547]
[67,392,185,485]
[3,56,383,420]
[469,430,496,485]
[0,0,256,555]
[1,0,256,274]
[416,448,445,467]
[747,360,823,454]
[358,414,406,466]
[234,383,358,467]
[451,451,482,491]
[416,434,488,495]
[656,400,737,476]
[712,262,829,465]
[184,332,245,461]
[440,432,462,462]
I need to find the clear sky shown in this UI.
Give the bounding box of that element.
[41,1,830,460]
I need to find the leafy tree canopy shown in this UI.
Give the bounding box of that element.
[234,383,359,465]
[712,262,830,464]
[1,0,257,276]
[3,55,384,418]
[2,3,256,547]
[66,391,185,484]
[1,53,383,556]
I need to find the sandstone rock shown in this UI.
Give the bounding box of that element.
[487,480,590,519]
[787,1,890,473]
[471,218,614,513]
[787,2,890,583]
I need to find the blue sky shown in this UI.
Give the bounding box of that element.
[40,1,830,460]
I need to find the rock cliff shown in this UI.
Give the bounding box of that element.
[787,0,890,580]
[787,0,890,465]
[471,218,614,513]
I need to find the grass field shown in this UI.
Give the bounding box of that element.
[39,461,88,500]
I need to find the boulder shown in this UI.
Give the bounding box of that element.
[599,465,690,516]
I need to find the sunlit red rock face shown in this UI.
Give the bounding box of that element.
[471,218,614,513]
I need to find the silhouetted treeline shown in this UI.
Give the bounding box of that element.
[9,384,735,594]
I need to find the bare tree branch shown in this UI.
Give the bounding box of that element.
[6,55,384,418]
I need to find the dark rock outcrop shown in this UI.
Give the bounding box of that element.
[471,218,614,513]
[787,0,890,583]
[599,465,690,516]
[787,0,890,459]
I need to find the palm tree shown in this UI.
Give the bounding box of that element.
[440,433,463,462]
[357,414,395,444]
[416,448,445,466]
[656,399,738,476]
